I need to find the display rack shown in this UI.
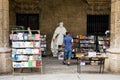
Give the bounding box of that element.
[98,35,110,53]
[10,30,42,74]
[79,35,95,53]
[72,37,80,58]
[74,34,110,65]
[40,34,47,57]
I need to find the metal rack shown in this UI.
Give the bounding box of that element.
[10,30,42,74]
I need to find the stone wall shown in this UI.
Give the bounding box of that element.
[9,0,110,55]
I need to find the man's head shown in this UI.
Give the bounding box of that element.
[66,32,70,36]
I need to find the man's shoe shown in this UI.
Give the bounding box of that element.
[67,63,70,66]
[67,62,70,66]
[62,61,66,65]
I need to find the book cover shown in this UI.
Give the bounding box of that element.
[28,60,33,67]
[12,42,19,48]
[17,33,24,40]
[33,49,40,54]
[10,34,13,40]
[32,61,36,67]
[19,42,25,48]
[34,42,40,47]
[16,49,23,54]
[13,34,18,40]
[24,33,28,40]
[25,48,32,54]
[35,34,40,40]
[35,55,41,60]
[12,49,17,54]
[36,60,40,66]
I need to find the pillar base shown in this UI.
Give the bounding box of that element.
[0,52,12,74]
[105,48,120,73]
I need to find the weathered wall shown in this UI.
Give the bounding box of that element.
[9,0,110,55]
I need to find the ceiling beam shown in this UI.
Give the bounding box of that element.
[86,0,110,5]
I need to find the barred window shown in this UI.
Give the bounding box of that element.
[87,15,110,34]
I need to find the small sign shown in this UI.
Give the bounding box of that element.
[88,52,96,57]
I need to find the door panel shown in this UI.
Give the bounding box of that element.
[16,14,28,28]
[16,14,39,30]
[28,14,39,30]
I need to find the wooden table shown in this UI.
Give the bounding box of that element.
[76,53,108,73]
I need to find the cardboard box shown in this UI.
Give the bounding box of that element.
[91,61,98,65]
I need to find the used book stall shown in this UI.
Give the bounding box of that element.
[10,30,42,74]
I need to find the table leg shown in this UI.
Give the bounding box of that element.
[31,68,32,72]
[99,59,102,73]
[77,58,81,73]
[99,58,105,73]
[102,59,105,73]
[21,68,23,73]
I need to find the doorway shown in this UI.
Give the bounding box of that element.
[16,14,39,30]
[87,15,110,34]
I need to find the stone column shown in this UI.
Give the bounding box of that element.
[0,0,12,74]
[105,0,120,73]
[0,0,9,46]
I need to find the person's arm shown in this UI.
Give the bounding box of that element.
[62,38,65,48]
[62,42,65,47]
[62,39,65,51]
[71,38,74,47]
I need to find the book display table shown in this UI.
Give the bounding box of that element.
[76,53,108,73]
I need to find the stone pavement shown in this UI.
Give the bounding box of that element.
[0,73,120,80]
[0,57,120,80]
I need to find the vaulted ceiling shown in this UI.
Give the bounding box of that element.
[11,0,111,4]
[86,0,111,5]
[10,0,111,14]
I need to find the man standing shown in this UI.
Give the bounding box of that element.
[62,32,73,65]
